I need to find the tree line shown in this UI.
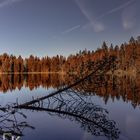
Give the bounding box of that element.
[0,36,140,73]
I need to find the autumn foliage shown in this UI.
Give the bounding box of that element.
[0,36,140,74]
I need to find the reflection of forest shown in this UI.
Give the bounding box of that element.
[0,74,66,92]
[67,74,140,108]
[0,87,120,140]
[0,74,140,107]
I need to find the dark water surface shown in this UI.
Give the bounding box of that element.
[0,74,140,140]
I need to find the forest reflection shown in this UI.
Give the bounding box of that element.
[0,73,140,107]
[0,87,120,140]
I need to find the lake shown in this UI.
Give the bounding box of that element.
[0,74,140,140]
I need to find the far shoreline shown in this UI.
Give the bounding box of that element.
[0,72,67,75]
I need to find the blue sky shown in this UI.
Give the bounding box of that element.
[0,0,140,57]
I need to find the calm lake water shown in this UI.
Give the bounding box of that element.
[0,74,140,140]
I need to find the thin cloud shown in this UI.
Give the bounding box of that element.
[122,3,138,30]
[0,0,22,8]
[92,22,104,32]
[83,21,104,32]
[62,25,81,34]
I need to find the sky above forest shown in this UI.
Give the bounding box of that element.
[0,0,140,57]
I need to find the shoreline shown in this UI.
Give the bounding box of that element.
[0,72,66,75]
[0,69,137,77]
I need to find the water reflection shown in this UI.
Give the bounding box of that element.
[0,90,120,140]
[0,104,34,140]
[0,74,140,108]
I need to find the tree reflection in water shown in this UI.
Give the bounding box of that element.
[0,104,35,140]
[2,71,140,140]
[18,91,120,140]
[0,72,140,107]
[0,88,120,140]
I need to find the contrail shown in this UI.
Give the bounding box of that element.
[75,0,136,32]
[75,0,104,32]
[94,0,136,21]
[62,25,81,34]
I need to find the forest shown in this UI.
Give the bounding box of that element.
[0,36,140,74]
